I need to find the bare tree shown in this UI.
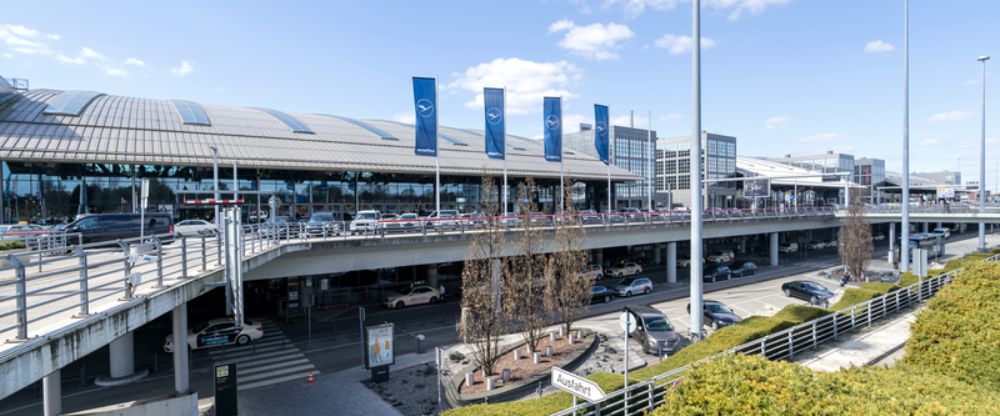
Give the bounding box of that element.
[459,176,509,377]
[505,177,549,354]
[838,193,873,282]
[545,180,592,336]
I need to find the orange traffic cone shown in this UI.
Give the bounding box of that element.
[306,372,315,384]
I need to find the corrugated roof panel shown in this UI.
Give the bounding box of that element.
[171,100,211,126]
[254,108,314,134]
[43,90,105,116]
[319,115,397,141]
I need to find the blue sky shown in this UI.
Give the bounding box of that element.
[1,0,997,182]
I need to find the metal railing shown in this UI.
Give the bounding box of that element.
[551,253,1000,416]
[862,204,1000,215]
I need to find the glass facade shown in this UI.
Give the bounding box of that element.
[0,162,602,223]
[770,152,855,182]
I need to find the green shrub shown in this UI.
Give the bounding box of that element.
[651,354,1000,415]
[826,281,900,311]
[904,261,1000,390]
[0,241,26,251]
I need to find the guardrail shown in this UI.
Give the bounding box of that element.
[551,253,1000,416]
[862,204,1000,215]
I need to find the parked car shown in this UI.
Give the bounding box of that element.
[349,210,382,234]
[424,210,460,230]
[622,304,681,354]
[384,213,420,233]
[779,243,799,253]
[622,207,646,222]
[261,215,293,239]
[0,224,47,242]
[163,318,263,353]
[605,211,626,224]
[872,233,886,241]
[613,277,653,297]
[65,213,174,244]
[730,261,758,277]
[781,280,835,305]
[578,209,604,225]
[806,241,827,250]
[460,213,488,229]
[499,212,523,228]
[704,264,732,282]
[174,219,217,237]
[384,285,441,308]
[579,264,604,280]
[606,262,643,278]
[304,212,338,236]
[678,256,704,268]
[931,227,951,240]
[591,285,613,304]
[687,300,743,330]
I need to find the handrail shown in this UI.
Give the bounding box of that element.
[550,253,1000,416]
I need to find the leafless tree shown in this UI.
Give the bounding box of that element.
[505,177,549,354]
[459,176,509,377]
[838,193,873,282]
[545,180,591,336]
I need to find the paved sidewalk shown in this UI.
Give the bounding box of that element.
[798,309,917,372]
[239,351,436,416]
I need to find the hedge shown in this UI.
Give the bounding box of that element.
[0,241,26,251]
[904,260,1000,390]
[651,354,1000,415]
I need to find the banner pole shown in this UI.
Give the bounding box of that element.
[435,77,441,217]
[503,88,508,215]
[560,97,565,215]
[648,109,653,211]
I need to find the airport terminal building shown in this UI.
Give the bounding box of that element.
[0,78,638,223]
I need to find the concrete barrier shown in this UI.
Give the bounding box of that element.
[63,392,198,416]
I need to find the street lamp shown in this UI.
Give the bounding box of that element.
[977,55,990,251]
[209,145,220,229]
[689,0,705,340]
[900,0,911,272]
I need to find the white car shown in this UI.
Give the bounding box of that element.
[174,219,217,237]
[613,277,653,297]
[349,210,382,234]
[606,262,643,278]
[779,243,799,253]
[163,318,263,353]
[807,241,826,250]
[578,264,604,280]
[384,285,441,308]
[873,234,886,241]
[931,227,951,239]
[706,251,734,263]
[678,257,704,268]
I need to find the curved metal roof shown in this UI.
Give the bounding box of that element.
[0,89,639,181]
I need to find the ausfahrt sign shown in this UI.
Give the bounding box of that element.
[551,366,606,402]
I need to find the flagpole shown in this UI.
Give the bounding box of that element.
[559,97,565,215]
[608,105,613,214]
[502,88,508,215]
[435,77,441,217]
[647,109,653,211]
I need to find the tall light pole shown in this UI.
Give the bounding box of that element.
[978,55,990,251]
[209,145,220,229]
[689,0,705,340]
[900,0,911,272]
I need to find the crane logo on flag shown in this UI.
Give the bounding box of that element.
[596,121,607,134]
[546,114,560,130]
[416,98,435,118]
[486,106,503,125]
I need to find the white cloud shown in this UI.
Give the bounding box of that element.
[864,40,894,54]
[605,0,681,18]
[562,114,588,133]
[103,67,128,77]
[447,57,582,115]
[611,113,649,127]
[659,112,683,122]
[55,53,85,65]
[0,24,58,55]
[764,115,792,130]
[46,34,60,41]
[797,133,846,143]
[169,60,195,77]
[393,111,416,125]
[919,138,942,147]
[549,20,634,61]
[704,0,791,21]
[80,47,104,61]
[124,57,146,67]
[1,53,12,59]
[929,110,972,122]
[653,34,715,55]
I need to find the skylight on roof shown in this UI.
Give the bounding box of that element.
[171,100,211,126]
[255,108,314,134]
[323,115,396,140]
[43,90,105,116]
[440,133,466,146]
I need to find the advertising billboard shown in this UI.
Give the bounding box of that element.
[365,323,395,369]
[743,178,771,198]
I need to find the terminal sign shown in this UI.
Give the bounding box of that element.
[551,367,606,402]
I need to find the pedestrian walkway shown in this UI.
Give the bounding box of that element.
[239,350,436,416]
[797,308,917,372]
[204,318,320,391]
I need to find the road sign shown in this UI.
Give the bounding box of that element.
[551,367,606,402]
[619,311,636,333]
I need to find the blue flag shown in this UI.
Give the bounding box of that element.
[483,88,505,159]
[413,77,438,157]
[544,97,562,162]
[594,104,610,165]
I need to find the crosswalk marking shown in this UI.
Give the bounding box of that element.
[202,317,320,391]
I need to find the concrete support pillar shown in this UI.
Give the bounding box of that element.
[594,249,603,267]
[769,232,779,267]
[922,222,929,233]
[110,332,135,378]
[43,370,61,416]
[666,242,677,284]
[889,223,896,268]
[653,245,663,265]
[172,305,190,395]
[426,264,439,287]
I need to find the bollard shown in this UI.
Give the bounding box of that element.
[549,332,556,343]
[558,327,565,338]
[502,368,511,383]
[465,372,474,387]
[568,333,575,344]
[545,346,554,357]
[486,376,496,391]
[416,334,426,353]
[513,349,521,360]
[533,352,541,364]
